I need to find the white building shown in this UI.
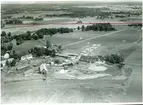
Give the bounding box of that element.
[3,53,10,59]
[21,54,33,61]
[40,63,48,73]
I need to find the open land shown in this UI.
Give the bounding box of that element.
[1,1,142,104]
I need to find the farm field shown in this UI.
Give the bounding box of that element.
[1,1,142,104]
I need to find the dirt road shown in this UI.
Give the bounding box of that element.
[63,28,128,48]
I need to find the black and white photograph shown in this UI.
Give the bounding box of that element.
[1,0,142,104]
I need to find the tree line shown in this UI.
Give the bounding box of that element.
[128,23,142,28]
[1,27,73,55]
[5,19,23,24]
[77,23,116,31]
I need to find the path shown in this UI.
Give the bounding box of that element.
[63,28,128,48]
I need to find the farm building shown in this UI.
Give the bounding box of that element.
[21,54,33,61]
[1,58,14,67]
[1,60,6,67]
[16,65,31,72]
[40,63,48,74]
[3,53,10,59]
[88,63,107,72]
[80,55,98,63]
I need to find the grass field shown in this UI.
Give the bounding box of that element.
[12,27,141,55]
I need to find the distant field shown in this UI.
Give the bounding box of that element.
[2,16,132,34]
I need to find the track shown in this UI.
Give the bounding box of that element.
[63,28,129,48]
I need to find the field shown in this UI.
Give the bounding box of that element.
[1,2,142,104]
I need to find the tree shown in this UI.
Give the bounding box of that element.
[10,59,16,66]
[104,54,124,64]
[32,34,38,40]
[37,32,44,39]
[1,31,6,36]
[11,50,20,60]
[117,62,125,69]
[16,38,23,45]
[7,32,11,37]
[77,26,80,30]
[50,49,56,57]
[5,60,10,66]
[54,59,61,64]
[81,25,85,31]
[57,45,63,53]
[46,40,51,48]
[7,43,13,50]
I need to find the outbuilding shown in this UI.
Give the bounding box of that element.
[21,54,33,61]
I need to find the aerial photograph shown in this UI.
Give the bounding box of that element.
[1,0,142,104]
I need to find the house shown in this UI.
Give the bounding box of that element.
[1,60,6,67]
[40,63,48,74]
[0,58,14,67]
[21,54,33,61]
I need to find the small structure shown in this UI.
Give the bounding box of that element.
[40,63,48,74]
[88,64,107,72]
[0,58,14,67]
[21,54,33,61]
[3,53,10,59]
[36,45,47,48]
[1,60,6,67]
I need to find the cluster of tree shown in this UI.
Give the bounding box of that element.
[17,15,43,20]
[6,59,17,67]
[45,13,73,17]
[104,54,124,64]
[128,23,142,28]
[36,27,73,35]
[1,27,74,48]
[29,40,62,57]
[10,50,24,61]
[80,23,116,31]
[22,15,34,19]
[14,27,73,45]
[34,17,43,21]
[1,21,5,28]
[14,31,44,45]
[5,19,23,24]
[1,31,14,55]
[45,7,112,18]
[1,31,13,43]
[1,43,13,55]
[115,15,127,18]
